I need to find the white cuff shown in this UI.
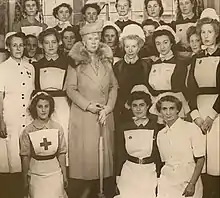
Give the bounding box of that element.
[190,110,200,121]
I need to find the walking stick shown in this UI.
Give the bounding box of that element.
[98,122,106,198]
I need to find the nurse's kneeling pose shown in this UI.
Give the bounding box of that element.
[155,94,205,198]
[115,85,164,198]
[20,92,67,198]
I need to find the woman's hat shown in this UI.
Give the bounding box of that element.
[119,24,145,42]
[103,21,121,34]
[80,19,104,36]
[154,25,180,43]
[149,92,190,117]
[200,8,220,22]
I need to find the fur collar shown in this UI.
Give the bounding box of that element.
[68,41,113,65]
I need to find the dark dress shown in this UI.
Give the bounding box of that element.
[113,58,151,123]
[187,48,220,176]
[115,19,141,31]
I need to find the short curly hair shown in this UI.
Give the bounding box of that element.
[53,3,73,19]
[196,17,220,40]
[127,91,152,107]
[29,92,55,119]
[152,29,176,53]
[120,35,145,51]
[156,95,182,113]
[5,32,25,49]
[144,0,164,17]
[81,3,101,15]
[23,0,40,15]
[38,28,61,45]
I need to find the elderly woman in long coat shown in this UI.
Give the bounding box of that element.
[66,20,118,198]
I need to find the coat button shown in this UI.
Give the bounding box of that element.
[23,104,25,107]
[129,136,132,139]
[21,72,23,74]
[22,94,24,96]
[22,125,25,128]
[22,97,24,99]
[22,115,25,117]
[22,83,25,86]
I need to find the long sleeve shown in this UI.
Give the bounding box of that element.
[66,65,91,111]
[105,65,118,114]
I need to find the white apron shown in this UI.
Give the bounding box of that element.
[117,129,157,198]
[40,66,70,165]
[28,129,65,198]
[0,58,34,173]
[194,56,220,176]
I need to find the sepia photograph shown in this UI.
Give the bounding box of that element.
[0,0,219,198]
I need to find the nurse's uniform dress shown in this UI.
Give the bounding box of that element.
[20,119,67,198]
[147,52,190,118]
[34,55,70,164]
[188,48,220,176]
[157,118,205,198]
[0,57,34,173]
[115,118,163,198]
[171,15,198,51]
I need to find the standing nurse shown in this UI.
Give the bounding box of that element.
[0,32,35,198]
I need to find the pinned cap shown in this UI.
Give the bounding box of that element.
[149,92,190,117]
[80,19,104,36]
[4,32,17,49]
[120,24,145,42]
[103,21,121,34]
[125,84,154,109]
[155,25,180,43]
[200,8,220,22]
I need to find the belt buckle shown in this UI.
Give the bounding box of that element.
[138,158,144,164]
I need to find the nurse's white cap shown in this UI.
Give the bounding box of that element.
[200,8,220,21]
[119,24,145,42]
[4,31,17,49]
[154,25,180,43]
[103,21,121,34]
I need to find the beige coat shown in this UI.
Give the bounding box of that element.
[66,42,118,180]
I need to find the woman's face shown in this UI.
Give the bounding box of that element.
[103,28,117,47]
[9,36,24,60]
[116,0,130,17]
[124,38,140,59]
[36,99,50,121]
[62,31,76,50]
[143,25,156,38]
[83,33,100,53]
[84,7,98,23]
[25,37,38,58]
[189,33,201,53]
[42,34,59,56]
[25,0,37,16]
[146,0,161,18]
[201,23,217,47]
[56,6,71,22]
[160,101,179,125]
[131,99,149,119]
[179,0,193,15]
[155,35,172,56]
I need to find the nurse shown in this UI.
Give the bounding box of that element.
[155,94,205,198]
[147,25,190,119]
[33,28,70,165]
[115,85,164,198]
[187,8,220,198]
[0,32,35,198]
[12,0,47,36]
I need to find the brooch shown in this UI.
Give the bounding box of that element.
[128,136,132,139]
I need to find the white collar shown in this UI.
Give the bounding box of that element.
[159,50,174,61]
[132,116,149,126]
[58,20,72,30]
[118,15,129,22]
[201,45,218,55]
[45,54,59,61]
[164,117,182,133]
[182,12,195,20]
[124,54,139,64]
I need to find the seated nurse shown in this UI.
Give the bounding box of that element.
[115,84,164,198]
[154,93,205,198]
